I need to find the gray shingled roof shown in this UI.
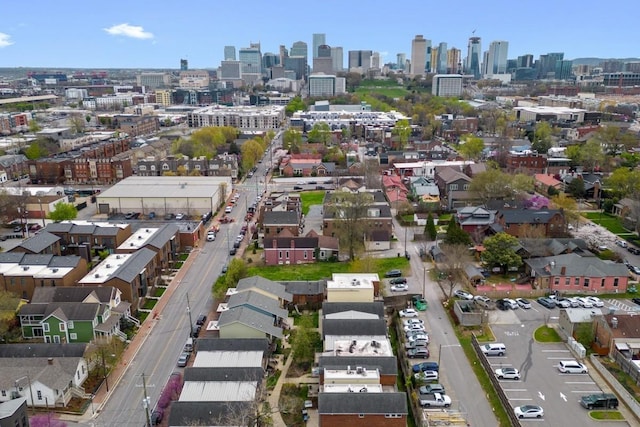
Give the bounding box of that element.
[525,253,629,278]
[195,338,269,352]
[112,248,156,282]
[0,343,86,358]
[217,306,283,339]
[70,224,97,234]
[263,210,299,226]
[168,401,250,426]
[322,302,385,318]
[145,224,179,250]
[48,255,83,268]
[16,231,60,253]
[183,367,264,382]
[236,276,293,302]
[31,286,114,304]
[263,236,317,249]
[281,280,325,295]
[43,223,74,233]
[318,392,407,414]
[322,319,387,338]
[0,357,84,394]
[19,254,54,265]
[93,226,122,237]
[228,290,288,319]
[318,355,398,376]
[0,252,27,263]
[40,302,100,321]
[498,209,563,225]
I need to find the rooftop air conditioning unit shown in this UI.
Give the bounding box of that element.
[106,264,111,268]
[356,367,363,374]
[94,273,100,278]
[116,255,121,259]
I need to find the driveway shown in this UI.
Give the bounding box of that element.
[303,204,323,235]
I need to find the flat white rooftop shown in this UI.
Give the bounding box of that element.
[324,367,380,382]
[179,381,257,402]
[322,384,382,393]
[118,227,159,251]
[192,351,263,368]
[79,253,133,284]
[327,273,378,290]
[331,338,392,357]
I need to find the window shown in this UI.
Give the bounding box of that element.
[554,277,560,285]
[278,251,282,259]
[43,323,50,332]
[70,333,77,340]
[286,251,289,259]
[614,278,619,287]
[59,323,66,332]
[139,165,147,171]
[565,278,570,285]
[53,336,60,343]
[358,414,365,418]
[304,251,308,259]
[584,278,590,288]
[574,277,580,286]
[68,321,74,329]
[37,390,42,400]
[450,184,458,191]
[1,390,5,397]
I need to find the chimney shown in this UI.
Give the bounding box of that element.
[560,266,566,275]
[291,240,295,250]
[612,317,618,328]
[47,357,53,365]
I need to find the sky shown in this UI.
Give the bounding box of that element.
[0,0,638,69]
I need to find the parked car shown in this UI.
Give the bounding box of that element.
[576,297,593,308]
[628,246,640,255]
[454,289,474,300]
[399,308,419,318]
[558,360,588,374]
[206,231,216,241]
[412,362,439,373]
[124,212,140,219]
[403,319,424,327]
[480,343,506,356]
[495,299,510,311]
[414,370,439,382]
[177,352,190,367]
[385,269,403,278]
[151,410,163,425]
[403,323,426,333]
[587,296,604,307]
[419,384,445,395]
[580,393,619,409]
[224,206,233,214]
[514,405,544,419]
[474,295,493,309]
[175,213,185,220]
[503,298,519,309]
[221,264,228,274]
[390,277,407,285]
[196,314,207,326]
[419,392,451,408]
[412,295,428,311]
[554,297,572,308]
[407,348,430,358]
[293,186,303,190]
[390,283,409,292]
[537,297,556,309]
[495,367,520,380]
[632,297,640,306]
[516,298,532,309]
[406,332,429,342]
[229,247,237,255]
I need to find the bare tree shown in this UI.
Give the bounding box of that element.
[436,243,473,298]
[362,158,382,189]
[325,191,374,260]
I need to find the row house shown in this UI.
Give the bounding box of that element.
[115,224,180,273]
[506,152,547,175]
[43,221,132,261]
[114,114,160,137]
[0,253,87,300]
[525,253,629,293]
[0,154,29,180]
[136,155,238,179]
[64,157,133,185]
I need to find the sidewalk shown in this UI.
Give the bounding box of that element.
[60,248,202,424]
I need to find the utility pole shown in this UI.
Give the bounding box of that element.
[186,293,193,337]
[100,347,109,392]
[141,373,152,427]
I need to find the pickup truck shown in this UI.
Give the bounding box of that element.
[419,392,452,408]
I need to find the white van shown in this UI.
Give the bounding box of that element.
[480,343,506,356]
[184,337,194,353]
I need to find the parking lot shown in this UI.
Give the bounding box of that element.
[484,304,628,426]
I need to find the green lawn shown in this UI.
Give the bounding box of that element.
[246,257,410,281]
[534,325,562,343]
[358,79,403,87]
[300,190,326,216]
[355,87,408,98]
[583,212,631,235]
[590,411,624,420]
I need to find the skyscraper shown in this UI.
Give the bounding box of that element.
[517,54,534,69]
[447,48,461,74]
[312,33,326,59]
[313,45,334,74]
[239,43,262,83]
[537,52,564,79]
[436,42,448,74]
[180,59,188,71]
[410,35,428,76]
[224,46,236,61]
[331,47,344,72]
[485,41,509,75]
[371,52,381,69]
[279,45,288,66]
[348,50,373,72]
[290,41,308,58]
[397,53,406,70]
[555,60,573,80]
[466,37,481,79]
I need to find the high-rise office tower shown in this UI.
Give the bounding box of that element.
[263,52,278,69]
[348,50,373,72]
[517,54,534,69]
[466,37,481,79]
[312,33,326,59]
[537,52,564,79]
[290,41,308,58]
[397,53,406,70]
[313,45,334,74]
[410,35,428,76]
[239,43,262,75]
[317,45,331,58]
[436,42,448,74]
[371,52,381,69]
[224,46,236,61]
[485,41,509,75]
[447,48,461,74]
[279,45,288,66]
[331,47,344,72]
[555,60,573,80]
[180,59,188,71]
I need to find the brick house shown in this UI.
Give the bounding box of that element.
[506,153,547,174]
[322,192,393,243]
[262,211,301,239]
[263,230,339,265]
[494,208,567,238]
[524,253,629,292]
[593,314,640,356]
[318,393,407,427]
[116,224,180,273]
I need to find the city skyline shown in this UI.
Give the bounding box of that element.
[0,0,639,69]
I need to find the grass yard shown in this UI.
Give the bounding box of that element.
[583,212,631,235]
[534,325,563,343]
[358,79,403,87]
[589,411,624,420]
[246,256,410,281]
[355,87,408,98]
[300,190,326,216]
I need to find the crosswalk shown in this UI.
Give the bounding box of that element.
[606,299,640,313]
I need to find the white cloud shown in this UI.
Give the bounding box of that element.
[0,32,14,48]
[104,23,153,40]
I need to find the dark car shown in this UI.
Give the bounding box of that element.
[390,277,408,285]
[537,297,557,309]
[293,186,303,190]
[628,246,640,255]
[191,324,201,338]
[233,241,241,249]
[580,393,619,410]
[151,409,164,425]
[196,314,207,326]
[221,264,228,273]
[631,297,640,306]
[315,185,325,190]
[496,299,510,311]
[229,247,237,255]
[124,212,139,219]
[412,361,439,373]
[384,269,403,278]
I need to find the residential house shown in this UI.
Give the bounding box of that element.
[434,166,472,210]
[558,308,603,340]
[337,177,365,193]
[281,280,325,308]
[562,172,602,200]
[464,162,487,177]
[262,211,301,239]
[235,276,293,307]
[0,398,28,427]
[279,154,333,177]
[382,175,408,206]
[137,154,239,179]
[263,230,339,265]
[456,206,497,238]
[19,302,103,344]
[116,224,180,272]
[318,393,407,427]
[168,402,251,427]
[594,314,640,357]
[318,355,398,385]
[506,152,547,174]
[409,176,440,207]
[326,274,379,303]
[77,248,158,311]
[494,208,567,238]
[524,253,629,292]
[0,253,87,301]
[534,174,563,193]
[0,343,88,409]
[10,231,62,255]
[42,222,132,261]
[516,238,593,259]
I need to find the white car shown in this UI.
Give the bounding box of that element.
[399,308,419,318]
[566,297,581,307]
[403,319,425,327]
[406,333,430,343]
[587,296,604,307]
[175,213,185,220]
[504,298,519,309]
[390,283,409,292]
[514,405,544,419]
[495,367,520,380]
[224,206,233,214]
[206,231,216,242]
[454,290,474,300]
[558,360,588,374]
[296,181,305,185]
[554,298,572,308]
[576,297,593,308]
[404,323,426,333]
[414,370,439,382]
[515,298,531,309]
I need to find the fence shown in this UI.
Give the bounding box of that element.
[590,354,640,423]
[470,334,522,427]
[611,349,640,386]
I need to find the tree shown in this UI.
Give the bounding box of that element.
[468,169,513,202]
[481,232,522,275]
[240,139,264,172]
[567,177,585,198]
[307,122,332,145]
[444,220,471,246]
[362,158,382,189]
[28,119,41,133]
[283,129,302,153]
[605,167,640,199]
[224,258,248,289]
[325,192,374,260]
[579,138,605,172]
[436,244,473,298]
[531,121,552,154]
[23,141,49,159]
[550,193,579,227]
[48,202,78,221]
[0,289,20,340]
[425,213,437,241]
[392,119,411,150]
[574,322,595,349]
[285,96,306,116]
[69,115,86,134]
[85,114,92,124]
[457,134,484,161]
[291,314,318,366]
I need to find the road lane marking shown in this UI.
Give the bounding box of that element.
[560,392,567,402]
[570,391,602,393]
[489,362,513,366]
[538,391,545,400]
[541,349,570,352]
[508,398,533,401]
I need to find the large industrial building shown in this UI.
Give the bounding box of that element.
[96,176,232,217]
